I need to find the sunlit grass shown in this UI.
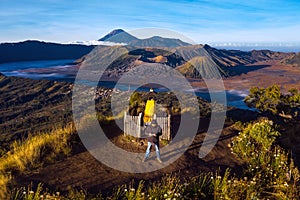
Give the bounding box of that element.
[0,124,75,199]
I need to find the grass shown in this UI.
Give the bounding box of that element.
[4,118,300,199]
[0,124,75,199]
[9,174,214,200]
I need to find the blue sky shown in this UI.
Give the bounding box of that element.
[1,0,300,44]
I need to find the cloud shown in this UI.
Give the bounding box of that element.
[66,40,127,46]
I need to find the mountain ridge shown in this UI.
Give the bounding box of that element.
[79,44,290,80]
[0,40,95,64]
[99,29,191,47]
[282,52,300,67]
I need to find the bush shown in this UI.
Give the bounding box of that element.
[245,86,300,117]
[244,85,281,114]
[226,119,300,199]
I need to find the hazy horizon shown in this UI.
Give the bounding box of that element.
[1,33,300,52]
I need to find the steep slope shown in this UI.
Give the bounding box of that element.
[251,49,290,61]
[174,45,228,77]
[204,45,291,68]
[99,29,138,44]
[282,52,300,67]
[0,73,73,152]
[176,56,227,78]
[203,45,254,67]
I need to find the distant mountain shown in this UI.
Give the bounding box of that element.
[132,36,191,48]
[282,53,300,67]
[99,29,138,44]
[203,45,287,67]
[0,40,95,64]
[98,29,191,47]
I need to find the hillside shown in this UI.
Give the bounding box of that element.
[282,52,300,67]
[203,45,289,67]
[0,73,73,153]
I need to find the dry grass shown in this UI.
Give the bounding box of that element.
[0,123,75,199]
[5,118,300,199]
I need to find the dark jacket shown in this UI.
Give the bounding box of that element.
[145,124,162,144]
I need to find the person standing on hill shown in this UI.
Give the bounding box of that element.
[143,119,162,163]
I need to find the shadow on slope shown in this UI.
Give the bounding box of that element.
[227,64,270,76]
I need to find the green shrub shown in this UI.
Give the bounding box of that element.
[244,85,281,114]
[228,119,300,199]
[231,120,280,168]
[245,86,300,117]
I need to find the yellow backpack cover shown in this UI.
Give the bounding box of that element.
[143,99,155,123]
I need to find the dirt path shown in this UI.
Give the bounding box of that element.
[16,119,242,195]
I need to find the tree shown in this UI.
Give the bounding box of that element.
[244,85,281,114]
[244,85,300,117]
[129,92,142,107]
[129,92,143,116]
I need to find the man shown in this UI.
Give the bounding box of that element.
[143,119,162,163]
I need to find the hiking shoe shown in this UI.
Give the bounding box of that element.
[142,158,147,162]
[157,158,162,163]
